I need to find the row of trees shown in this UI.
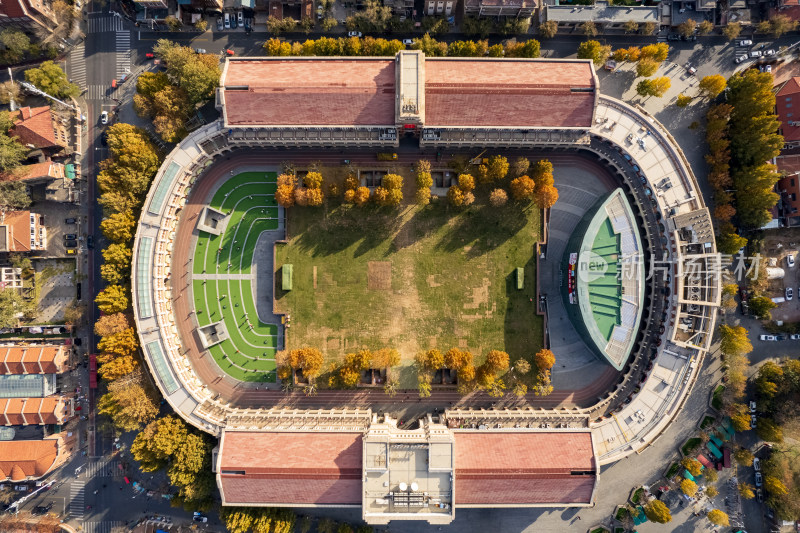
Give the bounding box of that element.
[93,123,162,433]
[134,40,221,142]
[717,324,752,431]
[264,34,541,59]
[335,348,400,390]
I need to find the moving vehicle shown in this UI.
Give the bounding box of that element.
[224,13,230,28]
[738,39,753,46]
[225,49,235,56]
[348,31,362,37]
[759,335,777,341]
[100,111,108,125]
[145,52,155,59]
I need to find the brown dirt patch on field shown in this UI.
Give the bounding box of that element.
[368,261,392,290]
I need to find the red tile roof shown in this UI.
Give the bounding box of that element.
[424,59,596,128]
[0,345,68,374]
[222,59,397,127]
[0,0,28,19]
[0,438,59,481]
[453,431,596,505]
[0,397,71,425]
[2,161,66,182]
[10,106,58,149]
[0,210,32,253]
[218,431,362,505]
[777,77,800,143]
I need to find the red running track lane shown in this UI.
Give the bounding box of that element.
[168,150,621,411]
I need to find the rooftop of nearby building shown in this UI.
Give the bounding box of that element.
[453,431,596,505]
[0,438,59,482]
[220,55,597,129]
[217,431,363,505]
[10,106,58,149]
[777,77,800,142]
[0,397,71,426]
[546,1,659,24]
[0,210,32,253]
[2,161,66,182]
[0,345,69,375]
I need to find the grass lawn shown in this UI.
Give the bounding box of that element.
[614,507,629,521]
[700,415,715,430]
[681,437,701,456]
[712,385,725,410]
[631,487,644,505]
[275,196,543,387]
[665,462,680,479]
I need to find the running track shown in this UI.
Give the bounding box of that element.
[170,150,622,411]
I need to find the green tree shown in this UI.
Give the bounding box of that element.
[756,418,783,442]
[636,76,671,97]
[0,180,31,212]
[0,287,33,327]
[643,500,672,523]
[0,29,30,61]
[677,19,697,38]
[0,81,21,105]
[539,20,558,38]
[577,40,611,66]
[718,324,752,356]
[723,22,742,40]
[0,134,29,172]
[707,509,729,527]
[699,74,727,99]
[749,295,776,320]
[24,61,79,99]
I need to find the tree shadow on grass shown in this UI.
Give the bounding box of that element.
[292,205,402,259]
[503,254,542,363]
[435,202,530,259]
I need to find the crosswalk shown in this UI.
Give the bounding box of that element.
[116,31,131,79]
[83,521,124,533]
[88,15,124,33]
[86,84,109,101]
[68,42,86,88]
[69,480,85,520]
[84,458,121,477]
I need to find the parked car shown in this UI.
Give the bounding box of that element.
[64,240,78,248]
[777,334,787,341]
[66,248,76,255]
[65,218,76,224]
[193,512,208,523]
[348,31,362,37]
[788,254,795,268]
[738,39,753,46]
[402,38,413,45]
[100,111,108,125]
[755,472,763,486]
[764,64,772,73]
[64,234,77,240]
[145,52,155,59]
[750,50,763,58]
[225,49,235,56]
[244,19,251,31]
[224,12,230,28]
[237,11,243,25]
[667,33,681,41]
[231,14,237,28]
[753,457,761,471]
[756,488,763,502]
[787,287,794,300]
[749,400,756,412]
[194,48,207,54]
[86,236,94,249]
[760,335,777,341]
[791,334,800,340]
[764,49,776,56]
[217,17,223,30]
[735,55,748,64]
[751,414,757,429]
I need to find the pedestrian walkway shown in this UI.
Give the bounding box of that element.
[68,43,86,88]
[85,85,108,101]
[116,31,131,79]
[85,457,121,477]
[88,16,123,33]
[83,521,124,533]
[69,480,85,520]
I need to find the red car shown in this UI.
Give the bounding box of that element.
[145,52,155,59]
[225,49,234,56]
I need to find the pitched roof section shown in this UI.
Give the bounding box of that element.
[10,106,58,149]
[0,345,69,375]
[218,431,363,505]
[2,161,66,182]
[0,210,32,253]
[777,77,800,143]
[222,59,397,127]
[0,438,59,481]
[424,58,596,128]
[453,431,596,505]
[0,397,71,425]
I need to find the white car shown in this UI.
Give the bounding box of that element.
[224,13,231,28]
[759,334,777,341]
[787,287,794,300]
[753,457,761,471]
[791,334,800,340]
[348,31,362,37]
[749,400,756,412]
[750,50,763,58]
[100,111,108,125]
[237,11,243,25]
[788,254,795,268]
[735,55,748,64]
[738,39,753,46]
[755,472,763,486]
[402,38,413,45]
[765,64,772,73]
[764,49,776,56]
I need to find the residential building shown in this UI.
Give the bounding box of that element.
[775,154,800,226]
[9,106,70,156]
[0,0,58,34]
[0,396,73,425]
[265,0,312,19]
[135,0,168,8]
[462,0,536,18]
[0,267,23,289]
[545,1,659,30]
[0,437,66,482]
[0,345,70,375]
[776,77,800,150]
[0,210,46,253]
[426,0,455,16]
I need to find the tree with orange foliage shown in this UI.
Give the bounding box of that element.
[510,175,535,201]
[534,348,556,371]
[353,186,370,206]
